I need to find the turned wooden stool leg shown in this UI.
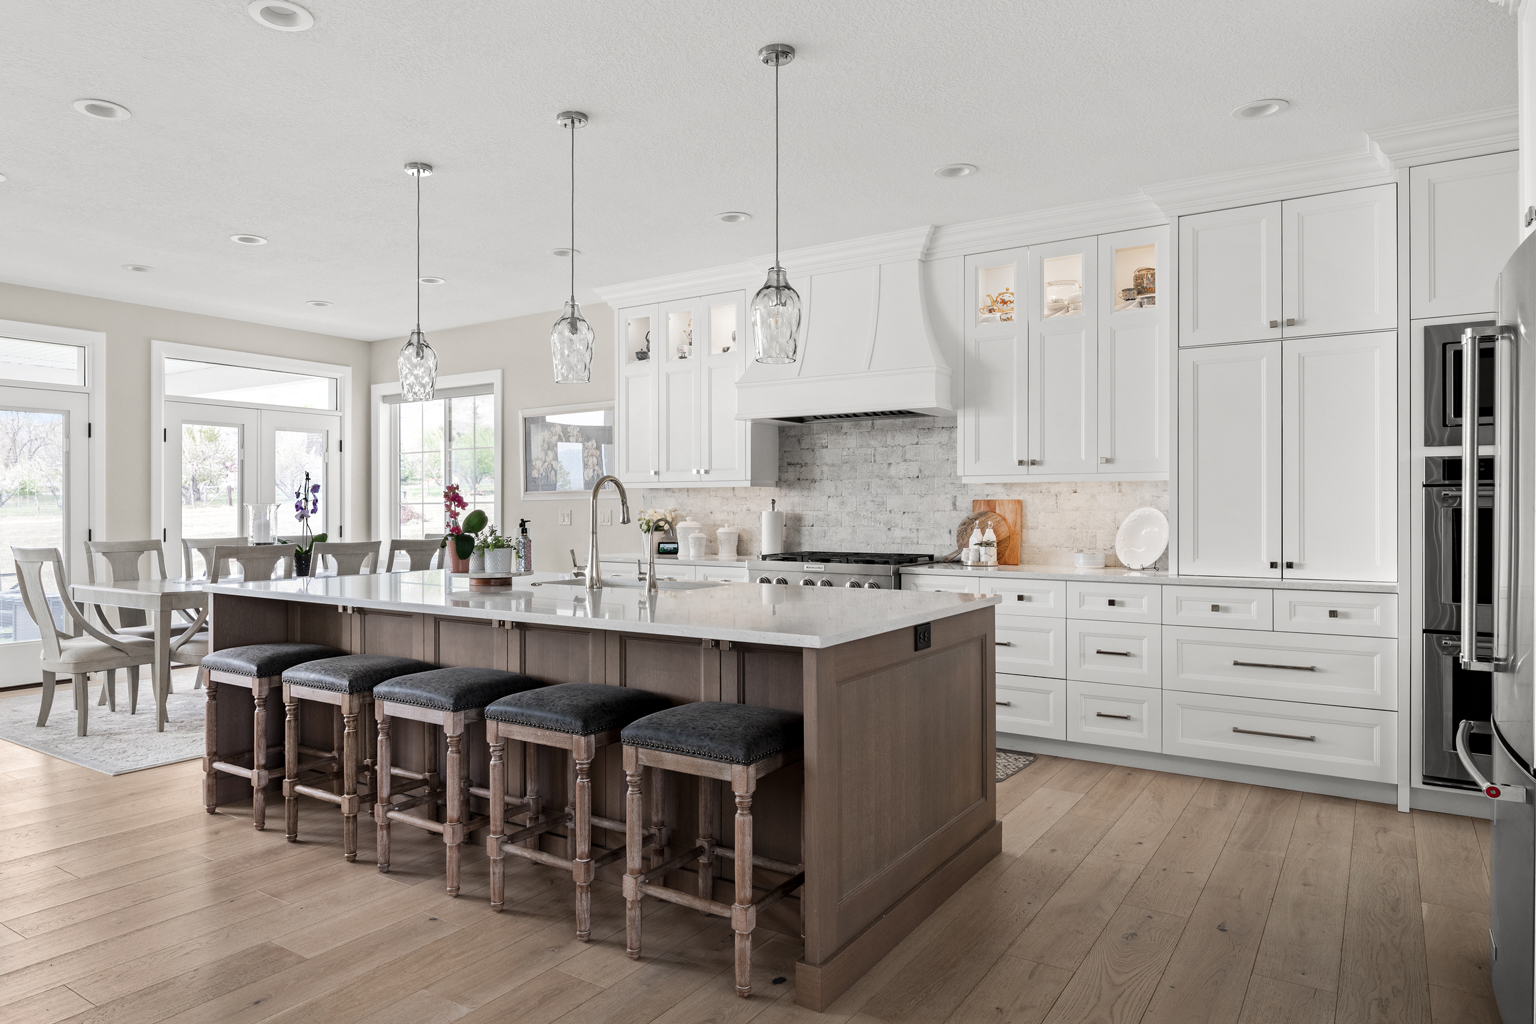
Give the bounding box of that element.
[648,766,667,871]
[37,670,55,727]
[444,726,464,896]
[251,681,269,830]
[423,726,440,824]
[624,758,645,959]
[487,734,506,911]
[573,737,594,941]
[732,771,756,998]
[523,743,541,853]
[697,778,719,906]
[342,699,362,861]
[284,688,300,842]
[128,665,140,715]
[202,676,218,813]
[331,706,345,798]
[565,753,577,863]
[375,712,393,873]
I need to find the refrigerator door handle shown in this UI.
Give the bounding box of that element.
[1493,327,1516,666]
[1460,329,1486,670]
[1457,720,1526,800]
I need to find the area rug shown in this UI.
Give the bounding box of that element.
[996,749,1036,782]
[0,685,205,775]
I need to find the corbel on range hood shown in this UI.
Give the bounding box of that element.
[734,225,953,422]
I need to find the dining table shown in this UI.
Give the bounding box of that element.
[70,578,208,731]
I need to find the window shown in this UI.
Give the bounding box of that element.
[0,337,85,387]
[164,358,337,410]
[521,405,614,496]
[393,390,496,538]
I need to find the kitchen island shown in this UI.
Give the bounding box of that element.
[202,570,1000,1010]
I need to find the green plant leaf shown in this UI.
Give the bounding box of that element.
[453,534,476,559]
[462,509,488,534]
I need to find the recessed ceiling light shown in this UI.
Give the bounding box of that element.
[714,211,751,224]
[230,234,267,245]
[934,163,977,178]
[419,277,446,285]
[122,264,153,273]
[0,173,7,183]
[305,299,333,307]
[248,1,314,31]
[1232,98,1290,120]
[550,247,580,258]
[73,99,131,121]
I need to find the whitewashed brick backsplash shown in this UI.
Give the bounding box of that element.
[640,418,1169,567]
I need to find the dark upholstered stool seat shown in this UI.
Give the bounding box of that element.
[622,702,804,765]
[282,654,435,694]
[375,668,542,713]
[203,643,346,678]
[486,683,671,736]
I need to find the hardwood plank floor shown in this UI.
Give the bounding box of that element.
[0,687,1505,1024]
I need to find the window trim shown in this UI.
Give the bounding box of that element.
[518,401,617,501]
[371,369,503,542]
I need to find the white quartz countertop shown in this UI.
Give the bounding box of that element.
[204,570,997,649]
[900,563,1398,594]
[598,554,751,566]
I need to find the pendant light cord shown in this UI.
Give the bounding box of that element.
[774,58,780,268]
[570,120,576,302]
[414,167,422,334]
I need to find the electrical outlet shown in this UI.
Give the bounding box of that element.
[599,510,613,527]
[558,509,572,526]
[914,622,932,651]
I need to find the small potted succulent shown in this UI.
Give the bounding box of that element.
[477,526,515,573]
[291,472,326,577]
[439,484,487,573]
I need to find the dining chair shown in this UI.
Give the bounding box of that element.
[383,538,442,572]
[210,544,296,584]
[311,540,382,576]
[85,539,208,709]
[12,546,154,736]
[182,536,247,581]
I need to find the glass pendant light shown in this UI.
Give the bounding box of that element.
[750,43,801,364]
[398,161,438,401]
[551,110,595,384]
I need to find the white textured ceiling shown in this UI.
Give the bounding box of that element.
[0,0,1517,341]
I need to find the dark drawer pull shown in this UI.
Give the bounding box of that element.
[995,641,1013,647]
[996,701,1013,707]
[1105,598,1118,607]
[1233,659,1316,672]
[1095,649,1134,657]
[1095,712,1133,720]
[1210,604,1220,612]
[1233,726,1316,742]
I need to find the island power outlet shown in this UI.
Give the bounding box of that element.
[914,622,931,651]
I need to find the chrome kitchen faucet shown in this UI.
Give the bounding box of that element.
[585,475,631,591]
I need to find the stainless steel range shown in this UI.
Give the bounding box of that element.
[747,551,935,589]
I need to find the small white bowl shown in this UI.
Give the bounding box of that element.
[1073,552,1105,569]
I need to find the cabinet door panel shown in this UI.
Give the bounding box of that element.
[1410,151,1519,319]
[700,291,747,482]
[1178,203,1283,347]
[659,363,696,482]
[1282,184,1396,337]
[961,248,1028,479]
[1281,332,1397,581]
[1178,342,1282,577]
[1029,325,1096,473]
[620,371,655,481]
[1098,319,1166,473]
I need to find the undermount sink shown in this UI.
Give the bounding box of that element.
[531,577,726,592]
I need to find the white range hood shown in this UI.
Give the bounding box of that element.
[734,226,953,422]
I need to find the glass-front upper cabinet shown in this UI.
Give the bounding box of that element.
[624,308,655,366]
[1041,251,1086,320]
[974,254,1020,328]
[666,308,693,362]
[1109,237,1158,313]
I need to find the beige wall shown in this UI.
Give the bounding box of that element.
[0,281,373,546]
[369,303,641,570]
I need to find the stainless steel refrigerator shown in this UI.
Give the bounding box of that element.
[1456,229,1536,1024]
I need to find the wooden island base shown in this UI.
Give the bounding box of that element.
[207,586,997,1010]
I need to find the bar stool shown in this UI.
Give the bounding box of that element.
[201,643,347,828]
[280,654,436,860]
[482,682,672,939]
[621,702,805,998]
[373,667,543,894]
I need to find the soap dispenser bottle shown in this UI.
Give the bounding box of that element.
[982,526,998,565]
[966,526,983,565]
[516,519,532,572]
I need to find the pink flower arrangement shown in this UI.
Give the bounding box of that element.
[443,484,469,535]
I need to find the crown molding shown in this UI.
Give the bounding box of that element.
[926,194,1166,261]
[1369,106,1518,166]
[1142,144,1394,217]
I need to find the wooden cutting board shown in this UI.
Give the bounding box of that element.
[972,499,1022,565]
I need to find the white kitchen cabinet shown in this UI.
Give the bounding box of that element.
[1410,151,1519,319]
[613,294,775,488]
[1068,680,1162,752]
[1177,342,1282,578]
[996,674,1066,741]
[1179,202,1283,348]
[960,248,1028,479]
[1026,237,1098,474]
[695,564,750,583]
[1282,185,1397,338]
[1281,332,1397,582]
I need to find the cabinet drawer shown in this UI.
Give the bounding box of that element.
[1162,586,1273,630]
[996,674,1066,741]
[1163,626,1396,710]
[1067,620,1161,686]
[1274,591,1397,638]
[1162,691,1396,783]
[981,578,1068,618]
[996,620,1066,679]
[696,565,749,582]
[1068,681,1161,752]
[903,575,980,595]
[1067,582,1161,623]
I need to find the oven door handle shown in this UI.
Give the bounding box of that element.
[1455,719,1524,800]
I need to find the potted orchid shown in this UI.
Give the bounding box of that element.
[439,484,487,573]
[291,472,326,577]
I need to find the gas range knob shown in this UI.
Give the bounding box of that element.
[799,578,816,586]
[818,578,834,586]
[774,576,789,585]
[845,580,864,588]
[756,575,773,584]
[865,581,881,589]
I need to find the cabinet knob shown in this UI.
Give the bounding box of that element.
[1285,561,1296,569]
[650,470,659,476]
[1269,320,1280,329]
[1211,603,1220,612]
[1100,456,1110,464]
[1269,561,1279,569]
[700,469,708,475]
[1285,318,1297,327]
[1106,598,1117,607]
[1328,609,1339,618]
[1029,459,1040,465]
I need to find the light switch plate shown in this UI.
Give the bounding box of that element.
[558,509,572,525]
[598,510,612,527]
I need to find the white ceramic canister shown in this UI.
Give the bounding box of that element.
[687,532,709,559]
[675,518,703,553]
[716,527,740,557]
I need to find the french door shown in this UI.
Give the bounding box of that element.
[164,401,337,576]
[0,385,90,684]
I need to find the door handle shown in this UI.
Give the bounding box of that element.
[1232,660,1316,672]
[1095,712,1132,720]
[996,701,1013,707]
[1233,726,1314,742]
[1095,649,1134,657]
[995,641,1013,647]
